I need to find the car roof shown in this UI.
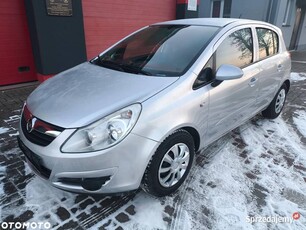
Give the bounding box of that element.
[153,18,270,28]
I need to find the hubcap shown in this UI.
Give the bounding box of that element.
[275,89,286,114]
[158,143,190,188]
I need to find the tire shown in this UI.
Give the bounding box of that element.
[262,84,288,119]
[142,129,195,197]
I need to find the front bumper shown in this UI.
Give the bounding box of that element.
[18,122,158,194]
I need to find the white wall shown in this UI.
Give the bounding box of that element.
[274,0,296,49]
[297,15,306,50]
[199,0,212,17]
[226,0,268,20]
[275,0,306,50]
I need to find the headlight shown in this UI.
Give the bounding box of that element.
[61,104,141,153]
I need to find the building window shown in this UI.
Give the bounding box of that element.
[283,0,294,26]
[223,0,232,18]
[211,0,223,18]
[211,0,231,18]
[266,0,278,23]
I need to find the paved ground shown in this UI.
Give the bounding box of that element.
[0,51,306,229]
[291,50,306,73]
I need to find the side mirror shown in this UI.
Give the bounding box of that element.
[215,64,244,81]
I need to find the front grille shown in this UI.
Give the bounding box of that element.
[21,113,64,147]
[18,137,51,179]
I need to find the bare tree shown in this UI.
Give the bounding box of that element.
[229,29,253,60]
[257,29,274,57]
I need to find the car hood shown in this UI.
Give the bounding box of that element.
[27,62,178,128]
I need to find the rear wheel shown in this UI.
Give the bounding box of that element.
[262,84,288,119]
[142,130,195,197]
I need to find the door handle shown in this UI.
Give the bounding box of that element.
[277,64,284,72]
[248,77,257,87]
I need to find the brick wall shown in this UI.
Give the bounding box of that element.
[82,0,176,59]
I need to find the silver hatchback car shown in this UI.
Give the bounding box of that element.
[18,18,291,196]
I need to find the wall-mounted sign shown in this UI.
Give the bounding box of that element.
[46,0,73,16]
[187,0,197,11]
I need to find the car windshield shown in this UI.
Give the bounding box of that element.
[91,25,220,77]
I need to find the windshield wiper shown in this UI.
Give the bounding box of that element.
[119,64,152,76]
[97,60,125,72]
[98,59,152,76]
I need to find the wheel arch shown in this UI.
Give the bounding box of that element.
[283,79,290,92]
[180,126,201,152]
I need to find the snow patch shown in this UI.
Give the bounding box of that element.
[239,118,306,230]
[89,192,167,230]
[290,72,306,82]
[0,127,9,134]
[24,161,32,176]
[175,141,254,229]
[4,115,20,122]
[293,110,306,137]
[0,165,7,220]
[127,192,166,229]
[0,165,6,185]
[9,131,19,137]
[171,116,306,229]
[24,177,76,227]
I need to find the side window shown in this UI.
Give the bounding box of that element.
[256,28,279,60]
[215,28,253,70]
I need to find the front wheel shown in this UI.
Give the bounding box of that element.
[262,84,288,119]
[142,130,195,197]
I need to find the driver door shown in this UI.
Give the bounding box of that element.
[206,27,260,145]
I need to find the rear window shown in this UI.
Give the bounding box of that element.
[256,28,279,60]
[93,25,220,77]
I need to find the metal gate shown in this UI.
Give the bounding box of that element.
[0,1,36,86]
